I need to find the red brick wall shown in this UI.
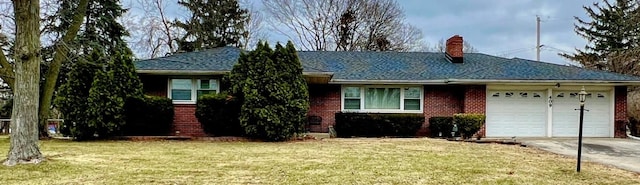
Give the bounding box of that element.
[421,86,464,135]
[173,104,207,137]
[306,85,484,136]
[141,80,488,137]
[168,84,342,135]
[463,85,486,114]
[615,86,627,138]
[308,84,341,132]
[140,75,168,97]
[463,85,487,137]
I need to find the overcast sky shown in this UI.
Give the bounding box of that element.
[257,0,595,65]
[394,0,592,65]
[126,0,598,65]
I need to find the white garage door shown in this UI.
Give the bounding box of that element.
[486,91,547,137]
[552,91,611,137]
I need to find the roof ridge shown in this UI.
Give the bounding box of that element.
[136,46,242,61]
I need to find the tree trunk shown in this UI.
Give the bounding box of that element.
[37,0,89,139]
[4,0,43,166]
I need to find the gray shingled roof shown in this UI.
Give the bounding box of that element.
[135,46,640,82]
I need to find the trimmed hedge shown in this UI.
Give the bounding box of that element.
[195,93,243,136]
[453,113,485,139]
[428,116,453,137]
[123,96,174,136]
[334,113,424,137]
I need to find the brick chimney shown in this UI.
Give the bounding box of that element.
[446,35,464,63]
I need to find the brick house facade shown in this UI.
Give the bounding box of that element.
[140,79,629,138]
[135,35,640,138]
[305,85,487,136]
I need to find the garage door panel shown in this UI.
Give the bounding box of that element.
[552,91,610,137]
[486,91,546,137]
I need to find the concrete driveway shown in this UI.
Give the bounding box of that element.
[520,138,640,173]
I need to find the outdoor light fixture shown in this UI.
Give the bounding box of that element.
[576,86,587,172]
[578,87,587,104]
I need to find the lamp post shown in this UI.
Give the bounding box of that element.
[577,86,587,172]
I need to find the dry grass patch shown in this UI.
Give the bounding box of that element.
[0,136,638,184]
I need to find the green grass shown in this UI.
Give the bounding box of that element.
[0,136,638,185]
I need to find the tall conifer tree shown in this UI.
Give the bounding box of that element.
[562,0,639,73]
[174,0,249,51]
[229,41,308,141]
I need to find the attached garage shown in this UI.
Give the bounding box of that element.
[552,91,611,137]
[485,87,614,138]
[486,90,547,137]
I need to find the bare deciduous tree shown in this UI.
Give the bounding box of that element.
[126,0,177,58]
[262,0,426,51]
[240,0,267,49]
[262,0,341,51]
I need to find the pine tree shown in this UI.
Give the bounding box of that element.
[42,0,132,137]
[43,0,131,89]
[85,50,143,139]
[562,0,640,73]
[281,41,309,134]
[175,0,250,51]
[47,0,131,54]
[55,51,101,139]
[229,41,308,141]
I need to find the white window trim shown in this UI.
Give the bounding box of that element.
[341,85,423,113]
[167,78,219,104]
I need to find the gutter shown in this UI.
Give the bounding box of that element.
[303,72,334,77]
[328,78,640,85]
[446,79,640,86]
[137,70,229,75]
[329,79,447,85]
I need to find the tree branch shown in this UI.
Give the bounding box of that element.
[38,0,89,130]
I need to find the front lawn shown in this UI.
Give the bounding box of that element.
[0,136,638,184]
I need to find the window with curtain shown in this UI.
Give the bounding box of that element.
[342,86,422,112]
[365,88,401,109]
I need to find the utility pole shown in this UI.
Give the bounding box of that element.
[536,15,541,62]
